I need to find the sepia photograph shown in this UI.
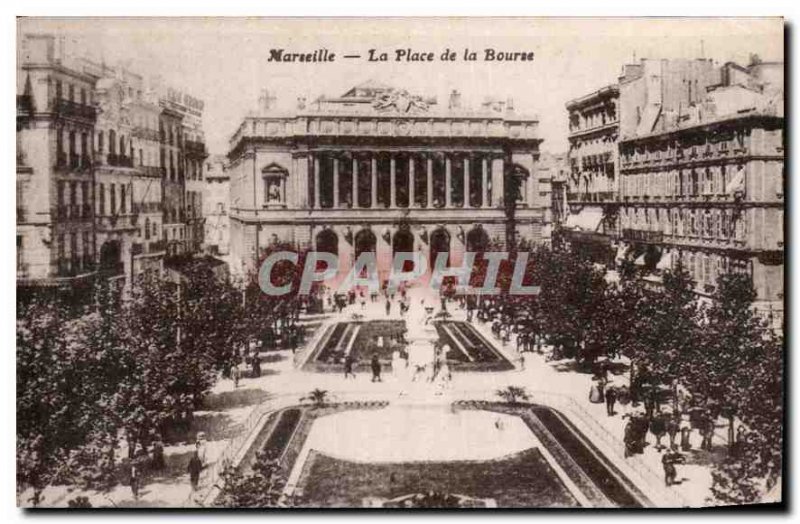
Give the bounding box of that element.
[14,16,785,509]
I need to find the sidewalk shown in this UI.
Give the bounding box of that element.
[27,284,722,508]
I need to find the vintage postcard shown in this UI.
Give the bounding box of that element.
[15,17,784,509]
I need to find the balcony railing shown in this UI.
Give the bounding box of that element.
[107,154,134,168]
[132,126,160,142]
[140,166,162,178]
[185,140,207,156]
[132,202,162,214]
[622,228,664,244]
[54,99,97,121]
[566,191,617,203]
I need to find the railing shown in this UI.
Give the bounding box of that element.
[140,166,162,178]
[55,99,96,120]
[132,126,160,142]
[198,394,300,507]
[567,191,617,203]
[185,140,207,156]
[525,391,690,507]
[107,154,134,168]
[622,229,664,244]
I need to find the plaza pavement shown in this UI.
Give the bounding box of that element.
[31,283,725,508]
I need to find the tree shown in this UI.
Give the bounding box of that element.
[17,294,111,505]
[496,386,529,405]
[300,389,329,408]
[215,451,287,508]
[690,273,784,503]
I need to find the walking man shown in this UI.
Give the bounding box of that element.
[385,298,391,316]
[371,354,382,382]
[232,362,241,388]
[188,452,203,492]
[129,460,141,500]
[344,354,356,380]
[605,385,618,416]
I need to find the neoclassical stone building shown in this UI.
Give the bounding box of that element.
[227,82,547,280]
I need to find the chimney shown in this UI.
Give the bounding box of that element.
[448,89,461,110]
[506,97,515,113]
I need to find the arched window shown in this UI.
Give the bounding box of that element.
[145,218,151,239]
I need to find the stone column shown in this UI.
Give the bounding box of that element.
[371,155,378,208]
[352,156,358,208]
[390,154,397,208]
[426,155,433,208]
[491,156,504,207]
[409,155,415,207]
[463,156,470,208]
[445,154,452,208]
[296,154,309,208]
[481,157,489,208]
[313,154,321,209]
[333,156,340,208]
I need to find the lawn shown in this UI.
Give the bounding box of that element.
[295,447,579,508]
[304,320,513,373]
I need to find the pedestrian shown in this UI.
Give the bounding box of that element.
[650,412,668,451]
[734,426,747,457]
[589,379,604,404]
[129,460,141,500]
[680,413,692,451]
[151,438,165,471]
[232,363,241,388]
[701,412,715,451]
[661,447,685,486]
[667,413,680,450]
[187,452,203,491]
[391,349,403,381]
[370,354,382,382]
[251,356,261,378]
[623,417,635,458]
[344,354,356,379]
[605,386,618,416]
[385,298,391,316]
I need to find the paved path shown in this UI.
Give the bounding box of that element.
[31,283,721,508]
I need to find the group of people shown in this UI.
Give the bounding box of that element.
[125,432,206,501]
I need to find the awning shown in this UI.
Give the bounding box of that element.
[656,251,672,271]
[634,253,646,267]
[564,208,603,232]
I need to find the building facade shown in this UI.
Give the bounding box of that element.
[564,85,619,262]
[563,57,784,327]
[16,33,206,298]
[17,35,98,297]
[204,155,230,256]
[228,82,545,280]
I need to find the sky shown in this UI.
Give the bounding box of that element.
[18,17,784,155]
